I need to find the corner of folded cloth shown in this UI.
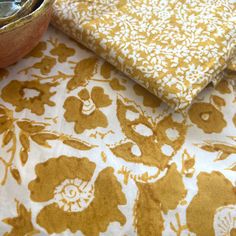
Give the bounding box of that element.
[51,0,236,111]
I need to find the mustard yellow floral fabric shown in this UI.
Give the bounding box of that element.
[51,0,236,110]
[0,27,236,236]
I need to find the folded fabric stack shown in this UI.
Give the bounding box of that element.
[52,0,236,110]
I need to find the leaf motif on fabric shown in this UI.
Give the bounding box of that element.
[19,133,30,150]
[196,141,236,161]
[211,95,226,108]
[20,149,28,166]
[30,133,59,148]
[10,167,21,185]
[100,61,113,79]
[109,78,125,91]
[215,80,231,94]
[0,106,13,135]
[134,164,186,235]
[2,201,39,236]
[62,138,95,150]
[67,57,98,90]
[2,130,14,147]
[17,121,45,133]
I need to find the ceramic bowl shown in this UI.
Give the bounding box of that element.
[0,0,39,27]
[0,0,54,68]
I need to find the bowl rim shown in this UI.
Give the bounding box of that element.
[0,0,54,35]
[0,0,35,23]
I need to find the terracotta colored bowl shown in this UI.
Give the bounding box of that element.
[0,0,54,68]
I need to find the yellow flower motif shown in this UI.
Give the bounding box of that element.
[64,87,112,133]
[213,205,236,236]
[28,156,126,235]
[0,105,13,134]
[50,43,75,62]
[33,56,56,75]
[186,171,236,236]
[215,80,231,94]
[188,102,226,133]
[1,80,57,115]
